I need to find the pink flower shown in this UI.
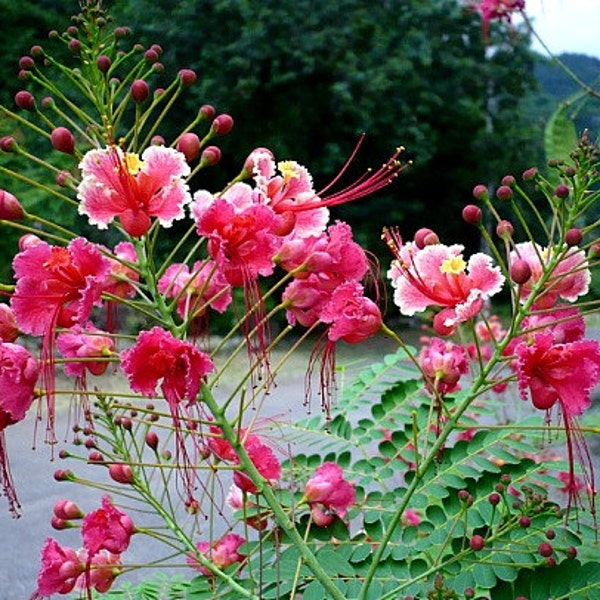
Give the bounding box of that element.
[402,509,422,527]
[0,342,40,515]
[419,337,469,396]
[157,260,232,320]
[192,184,281,286]
[282,275,332,328]
[386,231,504,334]
[470,0,525,25]
[34,538,84,596]
[77,145,191,237]
[102,241,139,299]
[121,326,214,404]
[11,237,112,336]
[76,549,122,594]
[226,484,269,530]
[319,281,382,343]
[57,323,115,377]
[187,533,246,576]
[304,462,355,526]
[509,242,590,308]
[515,331,600,416]
[81,495,135,556]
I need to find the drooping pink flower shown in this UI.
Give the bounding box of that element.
[319,281,382,343]
[120,326,214,404]
[11,237,112,336]
[102,241,139,300]
[34,538,85,596]
[509,242,590,309]
[304,462,355,526]
[187,533,246,576]
[282,275,332,328]
[157,259,232,321]
[419,337,469,397]
[81,495,135,556]
[191,184,282,286]
[56,323,115,377]
[77,145,191,237]
[75,548,122,594]
[385,230,504,335]
[515,330,600,516]
[0,342,40,516]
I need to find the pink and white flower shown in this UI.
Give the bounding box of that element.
[57,323,115,377]
[77,145,191,237]
[419,337,469,396]
[304,462,355,526]
[187,533,246,576]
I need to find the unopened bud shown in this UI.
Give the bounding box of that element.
[176,132,200,163]
[19,234,42,251]
[51,127,75,154]
[19,56,35,71]
[501,175,516,188]
[113,26,130,39]
[0,304,19,343]
[178,69,197,87]
[522,167,538,181]
[555,184,570,199]
[53,499,84,520]
[414,227,439,248]
[199,104,216,121]
[130,79,150,103]
[0,136,16,152]
[15,90,35,111]
[496,220,514,239]
[496,185,513,201]
[211,114,234,136]
[510,259,531,284]
[565,228,582,246]
[109,463,134,485]
[145,431,159,451]
[470,535,485,551]
[472,184,488,201]
[144,49,159,64]
[150,135,165,146]
[0,190,25,220]
[55,170,72,187]
[462,204,482,225]
[96,55,112,73]
[68,39,81,54]
[30,45,44,57]
[200,145,221,167]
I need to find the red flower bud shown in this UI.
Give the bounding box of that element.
[555,184,570,199]
[151,62,164,74]
[470,535,485,551]
[200,145,222,167]
[19,56,35,71]
[178,68,197,86]
[538,542,553,558]
[462,204,482,225]
[414,227,439,248]
[144,49,159,64]
[19,234,42,251]
[55,170,72,187]
[211,114,234,136]
[176,132,200,163]
[472,184,488,201]
[109,463,134,485]
[150,135,165,146]
[0,190,25,220]
[130,79,150,103]
[496,219,514,239]
[0,304,19,343]
[510,259,532,284]
[96,55,112,73]
[501,175,515,188]
[51,127,75,154]
[114,26,130,39]
[15,90,36,111]
[496,185,513,201]
[53,499,84,520]
[0,136,16,152]
[522,167,538,181]
[68,39,82,54]
[199,104,216,121]
[145,431,159,451]
[30,45,44,57]
[41,96,54,109]
[565,228,582,246]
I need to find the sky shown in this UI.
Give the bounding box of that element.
[522,0,600,58]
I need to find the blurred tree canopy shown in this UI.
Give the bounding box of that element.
[0,0,542,266]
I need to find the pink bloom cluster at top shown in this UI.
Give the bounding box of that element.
[468,0,525,37]
[34,495,135,597]
[386,230,504,335]
[206,425,281,495]
[77,145,191,237]
[304,462,356,527]
[509,242,590,309]
[186,532,246,577]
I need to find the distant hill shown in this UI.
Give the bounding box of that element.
[533,52,600,139]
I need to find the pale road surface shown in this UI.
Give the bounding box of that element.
[1,335,599,599]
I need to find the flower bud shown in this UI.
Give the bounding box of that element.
[51,517,70,530]
[472,184,488,201]
[199,104,216,121]
[15,90,36,111]
[96,55,112,73]
[53,469,75,482]
[554,184,570,199]
[41,96,54,109]
[510,259,531,284]
[30,45,44,57]
[462,204,482,225]
[176,132,200,163]
[501,175,515,188]
[470,535,485,551]
[150,135,165,146]
[495,185,513,201]
[51,127,75,154]
[114,26,130,39]
[109,463,134,485]
[145,431,159,451]
[19,234,42,251]
[144,49,159,64]
[565,228,582,246]
[19,56,35,71]
[488,493,501,506]
[0,304,19,342]
[0,190,25,220]
[151,62,164,74]
[55,170,72,187]
[88,451,104,463]
[68,39,82,54]
[495,219,514,239]
[414,227,439,248]
[130,79,150,103]
[211,114,234,136]
[178,68,197,86]
[53,499,84,520]
[522,167,538,181]
[538,542,553,557]
[0,136,16,152]
[200,145,221,167]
